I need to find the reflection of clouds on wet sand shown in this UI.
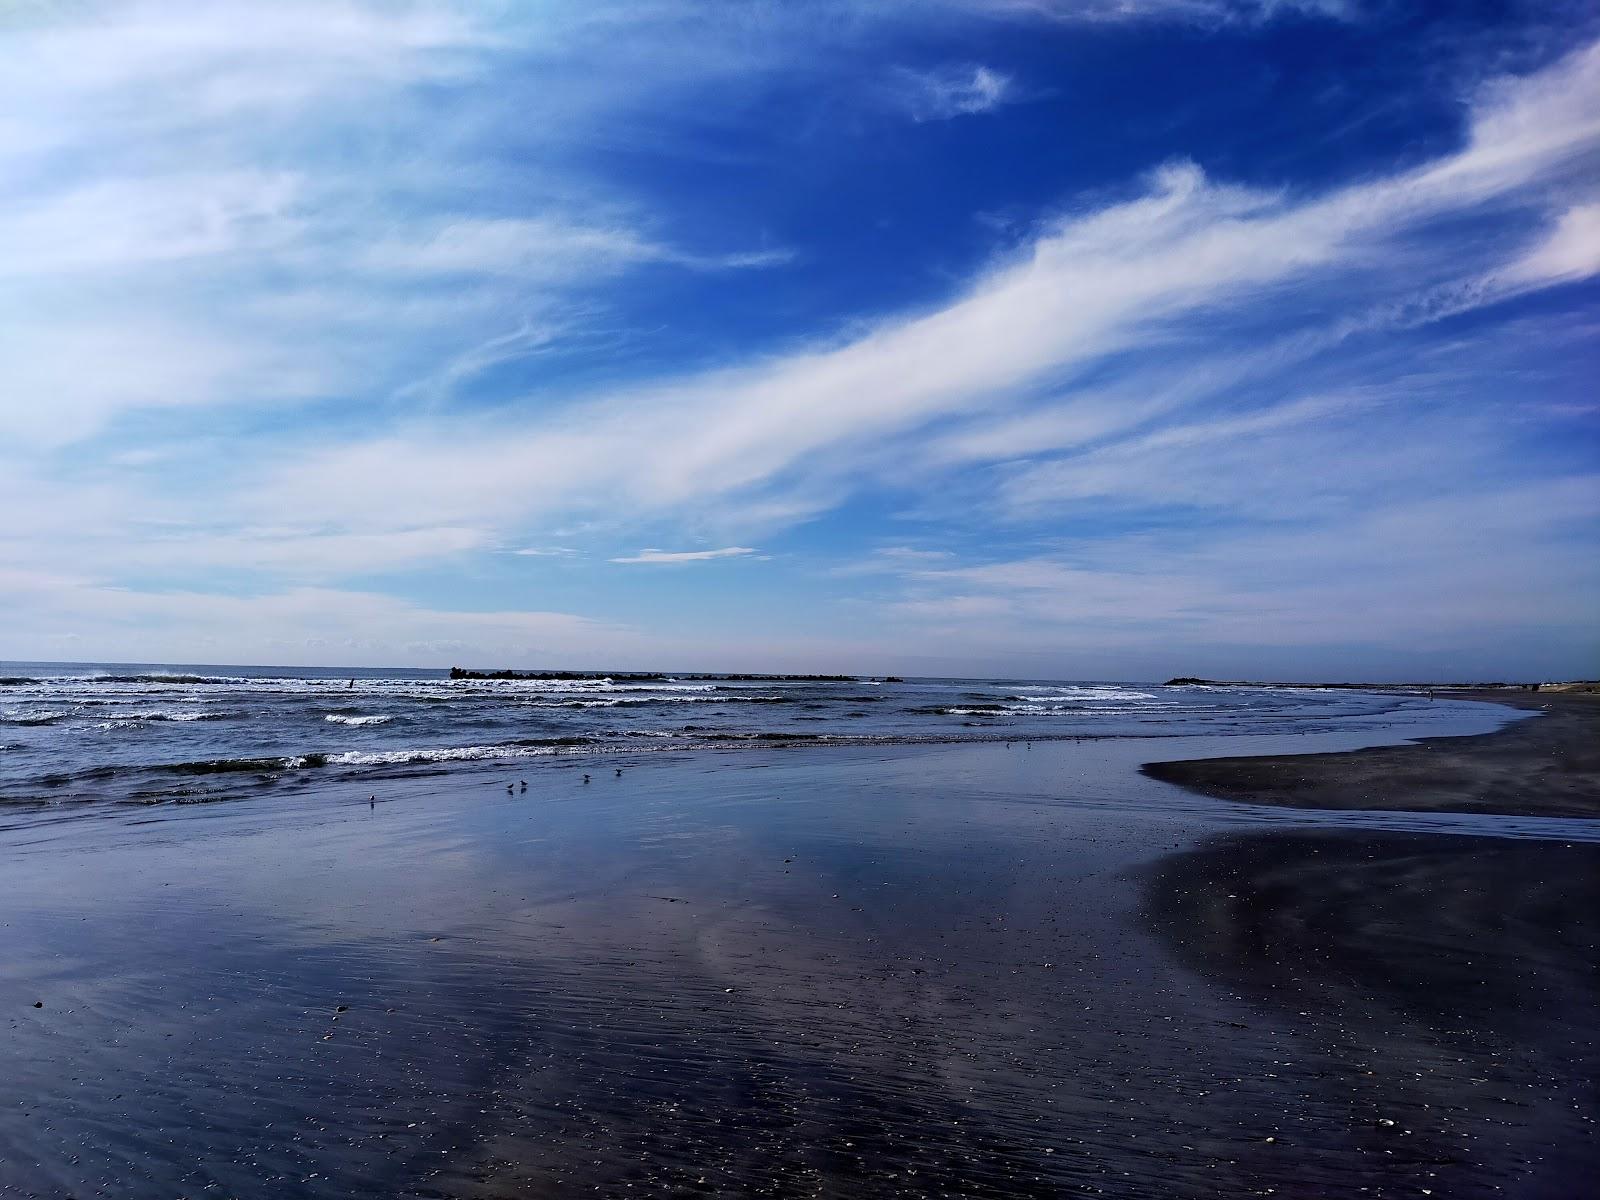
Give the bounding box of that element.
[3,736,1596,1196]
[1145,831,1600,1194]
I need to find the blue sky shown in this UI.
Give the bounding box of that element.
[1,0,1597,680]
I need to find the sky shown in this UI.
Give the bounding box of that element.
[1,0,1597,681]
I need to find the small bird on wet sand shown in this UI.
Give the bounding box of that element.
[519,780,527,792]
[615,768,622,777]
[582,773,591,783]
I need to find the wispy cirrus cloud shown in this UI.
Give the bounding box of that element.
[610,547,760,564]
[1,2,1595,675]
[1496,201,1600,287]
[366,218,792,280]
[0,568,640,669]
[948,0,1359,23]
[878,475,1600,659]
[887,64,1017,121]
[243,41,1600,543]
[0,1,807,453]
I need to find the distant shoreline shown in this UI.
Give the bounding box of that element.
[1143,688,1600,819]
[1161,676,1598,692]
[447,667,903,683]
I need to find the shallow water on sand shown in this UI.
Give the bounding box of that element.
[2,717,1595,1198]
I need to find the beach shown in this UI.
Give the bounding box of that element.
[1143,690,1600,818]
[1,689,1595,1197]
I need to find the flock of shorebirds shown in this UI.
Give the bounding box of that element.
[363,747,1061,809]
[368,766,627,809]
[497,766,625,794]
[361,741,1056,811]
[496,765,625,795]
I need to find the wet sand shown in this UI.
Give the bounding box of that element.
[1,709,1596,1197]
[1143,832,1599,1197]
[1142,690,1600,817]
[1138,691,1600,1198]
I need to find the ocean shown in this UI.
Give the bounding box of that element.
[1,660,1495,810]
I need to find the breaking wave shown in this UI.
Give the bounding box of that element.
[89,674,236,685]
[1,711,67,726]
[523,695,793,709]
[112,709,229,723]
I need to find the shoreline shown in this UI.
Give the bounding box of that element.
[8,695,1500,814]
[1141,689,1600,819]
[2,697,1595,1194]
[1136,693,1600,1193]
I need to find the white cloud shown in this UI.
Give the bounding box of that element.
[0,570,642,668]
[0,316,320,446]
[889,64,1016,121]
[242,40,1600,550]
[367,217,791,280]
[0,172,303,279]
[944,0,1359,25]
[996,394,1372,513]
[0,3,489,164]
[1498,202,1600,287]
[0,2,800,453]
[609,547,759,563]
[878,475,1600,653]
[829,546,957,576]
[138,527,495,576]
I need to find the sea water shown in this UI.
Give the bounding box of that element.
[0,661,1513,809]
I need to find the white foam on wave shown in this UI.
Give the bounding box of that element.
[1,709,67,725]
[457,677,714,694]
[521,699,628,708]
[522,695,781,708]
[525,679,717,693]
[324,714,393,726]
[1013,686,1157,702]
[321,742,577,766]
[90,710,217,728]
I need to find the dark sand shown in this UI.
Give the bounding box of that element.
[1143,832,1599,1197]
[1138,691,1600,1198]
[1142,690,1600,818]
[1,704,1595,1197]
